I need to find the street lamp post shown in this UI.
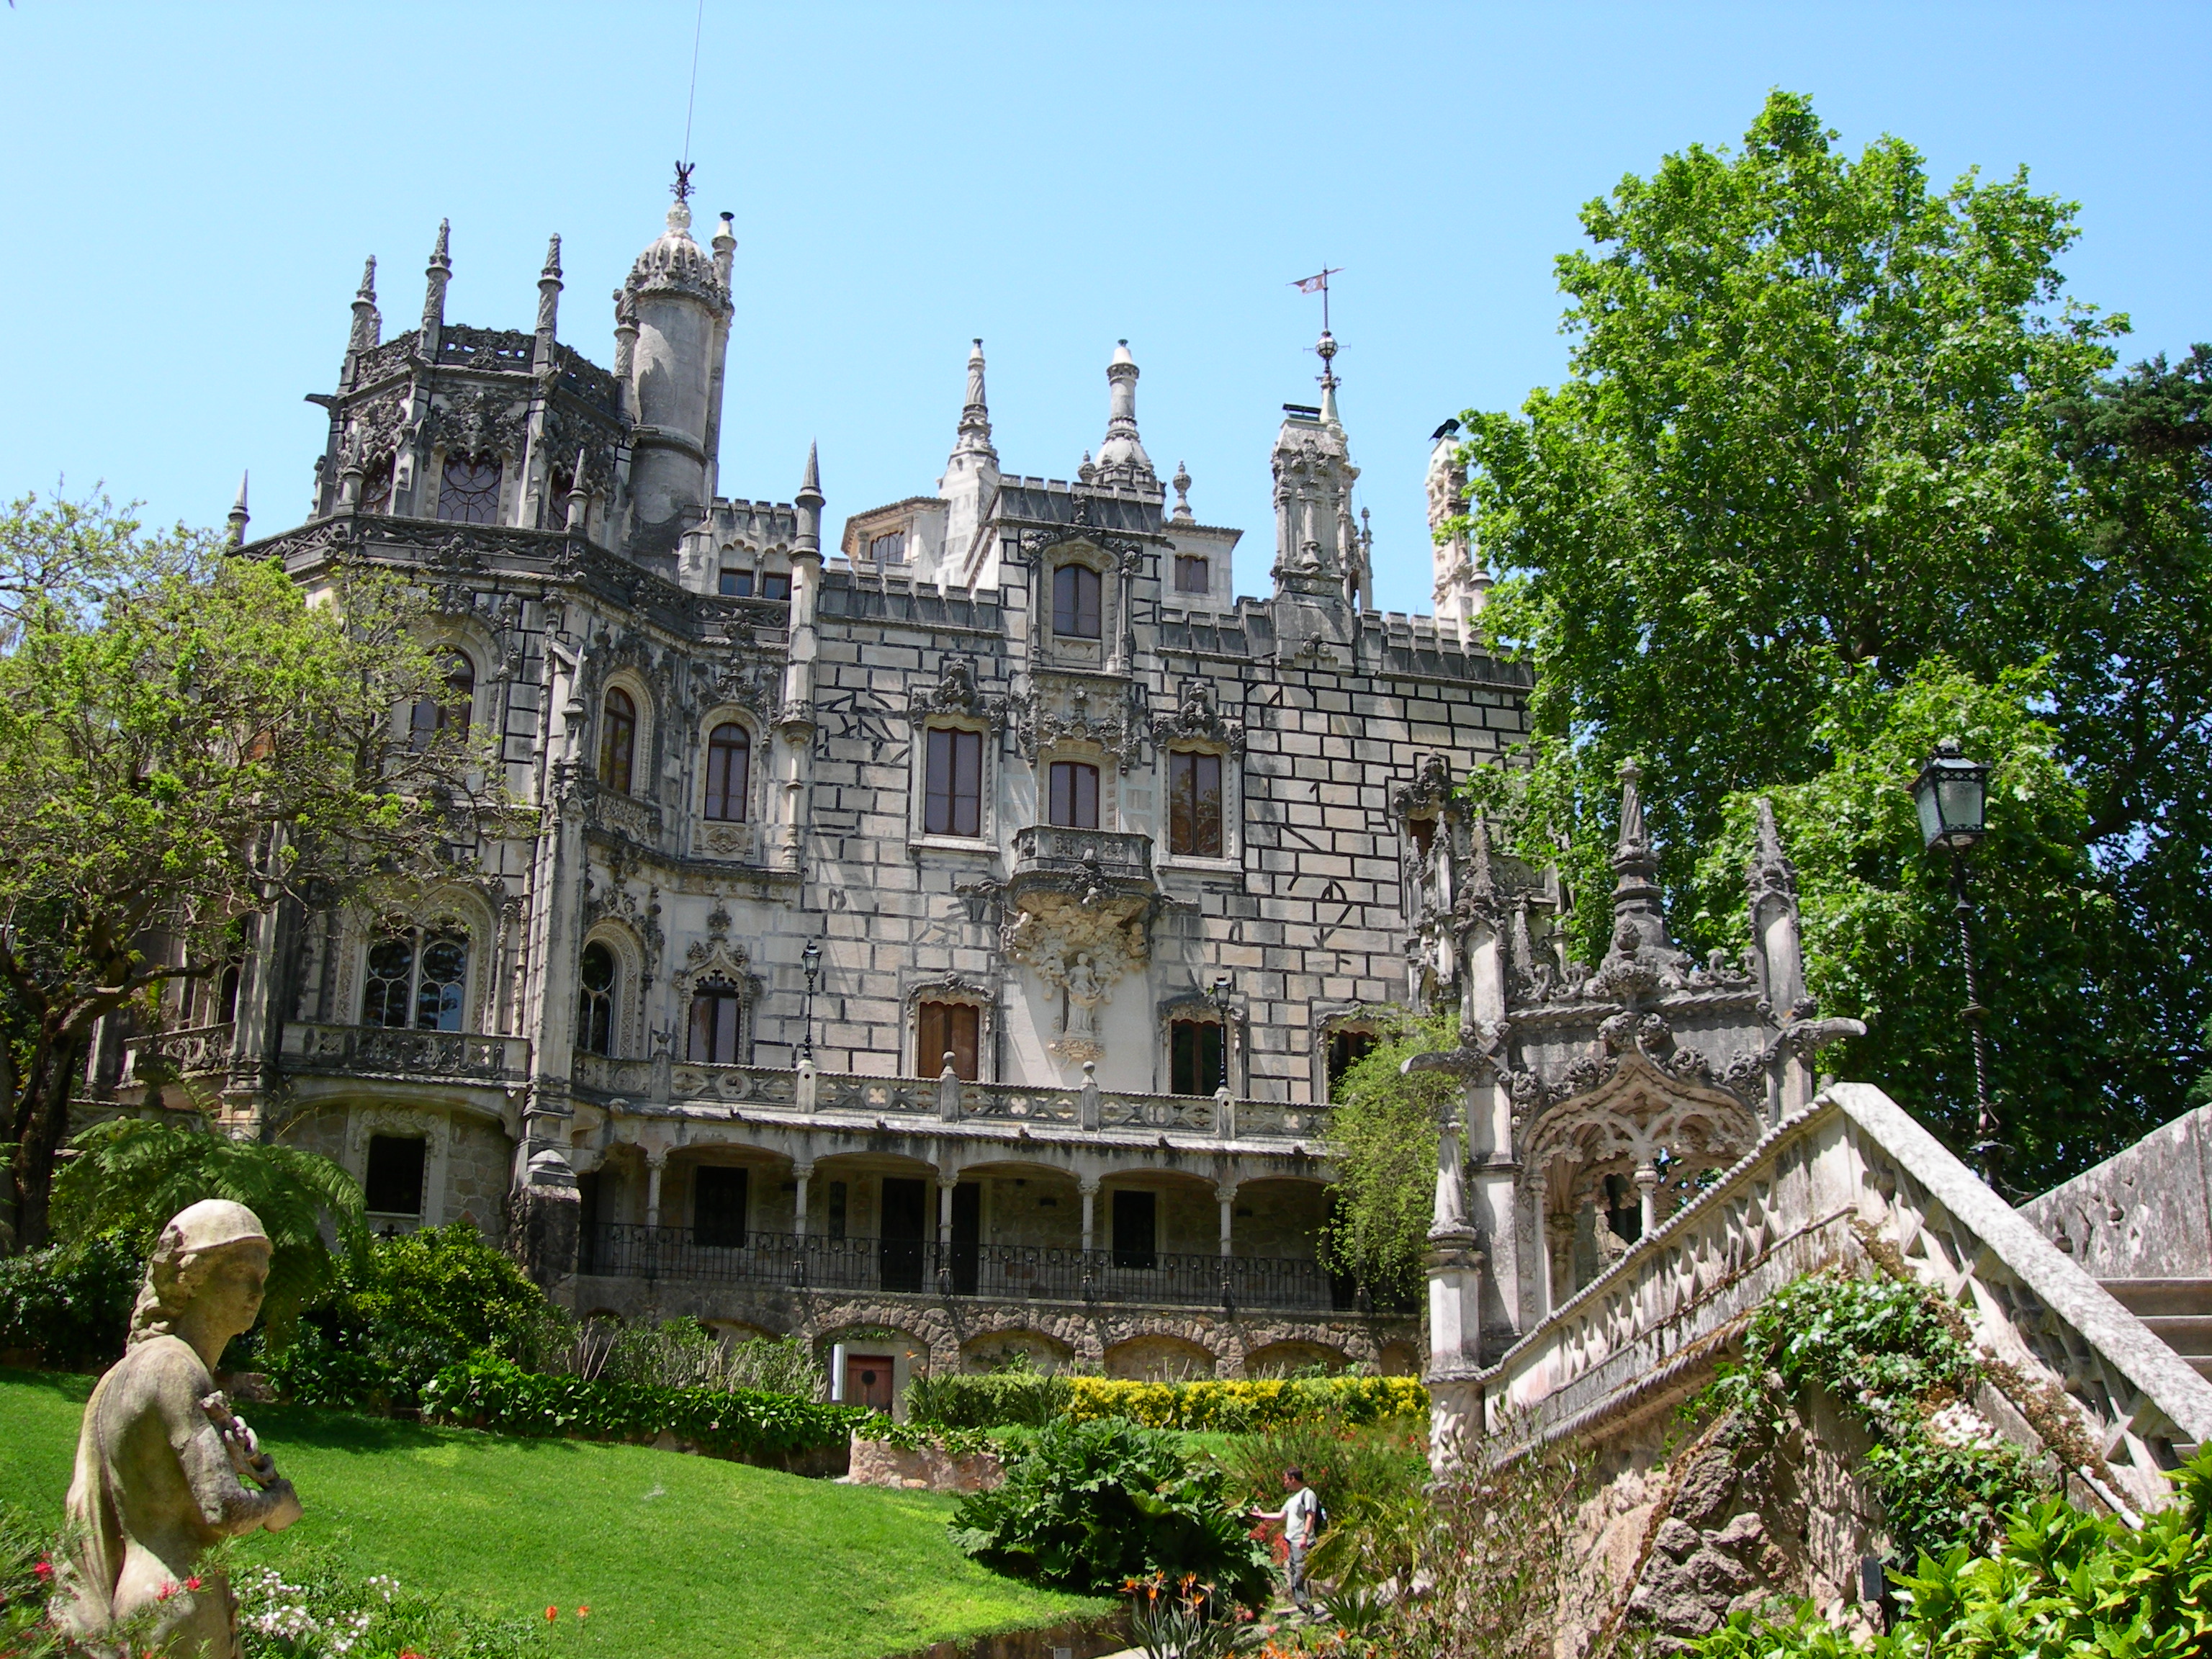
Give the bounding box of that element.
[1210,972,1233,1097]
[800,939,822,1064]
[1910,739,2003,1187]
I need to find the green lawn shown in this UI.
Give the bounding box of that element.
[0,1370,1108,1659]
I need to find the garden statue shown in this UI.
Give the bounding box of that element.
[51,1200,304,1658]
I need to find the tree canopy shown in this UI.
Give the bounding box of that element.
[1457,92,2209,1187]
[0,490,500,1248]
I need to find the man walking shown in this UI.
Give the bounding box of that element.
[1250,1465,1321,1616]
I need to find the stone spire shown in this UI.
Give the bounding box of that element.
[1426,423,1488,634]
[795,441,824,555]
[421,219,451,343]
[1170,461,1193,523]
[347,257,381,356]
[225,473,250,548]
[536,235,563,333]
[1316,328,1342,427]
[952,339,995,462]
[1601,760,1688,984]
[1092,341,1156,493]
[563,447,590,533]
[1269,332,1360,601]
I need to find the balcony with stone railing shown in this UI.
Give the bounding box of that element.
[118,1024,235,1089]
[280,1022,531,1087]
[1007,825,1156,899]
[567,1052,1330,1148]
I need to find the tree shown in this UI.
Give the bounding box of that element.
[0,490,497,1249]
[53,1113,367,1336]
[1455,93,2208,1184]
[1318,1011,1457,1308]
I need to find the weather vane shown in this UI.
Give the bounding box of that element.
[672,161,696,203]
[1290,267,1343,336]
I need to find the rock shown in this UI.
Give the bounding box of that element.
[1685,1547,1754,1598]
[1653,1516,1702,1561]
[1709,1511,1767,1554]
[1671,1447,1740,1527]
[848,1437,1006,1494]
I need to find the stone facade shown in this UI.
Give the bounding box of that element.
[95,179,1519,1397]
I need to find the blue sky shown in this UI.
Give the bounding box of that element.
[3,2,2207,613]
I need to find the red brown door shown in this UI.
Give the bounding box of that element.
[845,1353,895,1411]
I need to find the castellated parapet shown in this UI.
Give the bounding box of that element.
[100,184,1531,1396]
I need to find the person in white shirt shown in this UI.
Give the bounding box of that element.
[1249,1466,1321,1614]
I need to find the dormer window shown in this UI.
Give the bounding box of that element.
[718,567,755,597]
[1174,554,1210,595]
[870,530,905,565]
[437,455,501,524]
[1052,564,1102,639]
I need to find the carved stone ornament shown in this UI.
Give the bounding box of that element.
[1149,679,1246,756]
[1015,677,1149,773]
[676,937,758,999]
[341,389,411,469]
[909,657,1004,727]
[424,382,529,461]
[583,865,665,971]
[1004,891,1150,998]
[1521,1052,1764,1210]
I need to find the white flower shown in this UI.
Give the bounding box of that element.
[1925,1401,2002,1451]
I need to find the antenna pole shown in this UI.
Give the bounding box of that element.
[681,0,706,166]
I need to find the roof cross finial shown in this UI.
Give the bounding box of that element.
[673,160,696,203]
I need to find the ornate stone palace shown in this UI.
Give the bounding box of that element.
[94,184,1521,1396]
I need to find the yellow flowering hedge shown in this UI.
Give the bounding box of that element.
[1064,1375,1426,1431]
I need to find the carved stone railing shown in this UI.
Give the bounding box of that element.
[567,1052,1328,1146]
[1459,1082,2212,1514]
[575,776,664,844]
[120,1024,235,1086]
[282,1022,530,1085]
[436,325,536,371]
[1009,825,1155,888]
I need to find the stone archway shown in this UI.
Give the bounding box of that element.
[1104,1333,1216,1381]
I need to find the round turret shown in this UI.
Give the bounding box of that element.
[619,198,732,550]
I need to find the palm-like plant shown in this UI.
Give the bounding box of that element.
[55,1114,367,1338]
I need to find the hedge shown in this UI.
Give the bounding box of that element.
[418,1357,873,1460]
[909,1372,1426,1432]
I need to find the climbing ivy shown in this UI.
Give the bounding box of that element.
[1693,1272,2045,1563]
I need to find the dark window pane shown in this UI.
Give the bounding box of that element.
[415,932,468,1031]
[925,727,982,837]
[1168,750,1223,856]
[718,568,754,597]
[362,937,413,1028]
[706,723,750,822]
[364,1135,426,1215]
[688,986,742,1063]
[601,688,637,794]
[760,572,791,601]
[437,456,502,524]
[1049,761,1099,829]
[1174,554,1209,594]
[1328,1030,1377,1092]
[1053,564,1102,639]
[1111,1189,1156,1269]
[1169,1018,1224,1096]
[578,942,616,1056]
[693,1165,749,1247]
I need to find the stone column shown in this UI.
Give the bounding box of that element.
[793,1161,813,1241]
[1635,1161,1660,1239]
[938,1172,957,1247]
[1215,1183,1236,1257]
[1079,1177,1100,1255]
[1542,1207,1576,1318]
[644,1150,668,1231]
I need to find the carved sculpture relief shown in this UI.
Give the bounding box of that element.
[1149,679,1246,755]
[1003,891,1150,1066]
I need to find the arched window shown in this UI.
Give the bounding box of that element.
[704,723,750,822]
[410,650,475,749]
[600,688,637,794]
[437,454,502,524]
[688,979,745,1064]
[1052,563,1102,639]
[215,963,241,1026]
[577,942,616,1056]
[361,920,470,1032]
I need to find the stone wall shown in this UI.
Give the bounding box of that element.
[2020,1099,2212,1280]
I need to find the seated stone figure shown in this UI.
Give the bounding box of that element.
[53,1200,303,1658]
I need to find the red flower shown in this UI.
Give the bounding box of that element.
[184,1578,202,1592]
[576,1606,590,1619]
[32,1561,52,1581]
[400,1650,426,1658]
[546,1605,559,1622]
[156,1583,176,1602]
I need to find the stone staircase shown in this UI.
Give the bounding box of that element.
[2103,1279,2212,1386]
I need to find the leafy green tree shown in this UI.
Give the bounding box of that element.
[1318,1011,1457,1308]
[0,490,497,1249]
[53,1113,367,1334]
[1456,92,2207,1183]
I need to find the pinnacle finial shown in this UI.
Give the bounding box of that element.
[1616,760,1647,855]
[225,472,250,547]
[953,338,994,459]
[673,161,695,202]
[541,234,562,279]
[428,218,451,271]
[1171,462,1192,523]
[799,441,823,500]
[356,256,377,302]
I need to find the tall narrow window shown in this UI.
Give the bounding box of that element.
[1328,1029,1377,1092]
[1111,1189,1157,1271]
[1174,554,1210,595]
[1169,1018,1224,1097]
[1167,750,1223,856]
[1048,761,1100,829]
[694,1166,749,1247]
[410,650,475,749]
[704,723,751,822]
[600,688,637,794]
[436,455,502,523]
[687,980,744,1064]
[1052,564,1102,639]
[917,1001,981,1081]
[925,727,983,837]
[364,1135,428,1216]
[215,963,242,1026]
[361,922,471,1032]
[577,942,616,1056]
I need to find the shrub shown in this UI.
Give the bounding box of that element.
[233,1547,538,1659]
[1066,1375,1426,1433]
[1691,1449,2212,1658]
[906,1370,1072,1429]
[1213,1418,1429,1518]
[948,1418,1272,1604]
[0,1232,140,1371]
[418,1357,870,1461]
[584,1318,819,1399]
[1693,1270,2044,1563]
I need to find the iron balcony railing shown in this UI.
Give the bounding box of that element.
[577,1223,1369,1313]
